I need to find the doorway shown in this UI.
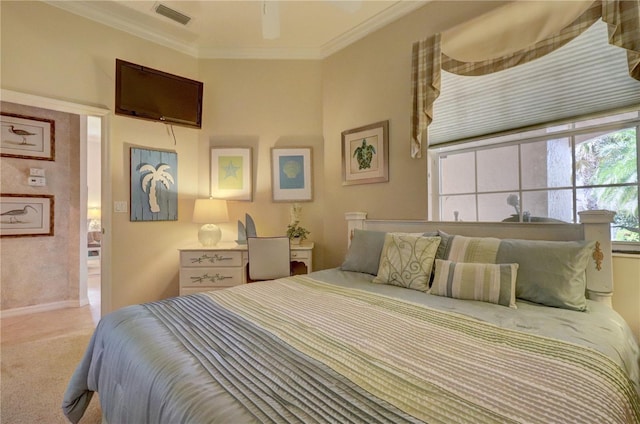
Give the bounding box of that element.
[1,89,112,317]
[86,116,102,321]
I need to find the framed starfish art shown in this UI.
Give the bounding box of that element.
[0,112,55,161]
[211,147,252,201]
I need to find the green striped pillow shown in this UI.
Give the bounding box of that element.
[430,259,518,308]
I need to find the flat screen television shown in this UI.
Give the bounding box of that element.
[115,59,203,129]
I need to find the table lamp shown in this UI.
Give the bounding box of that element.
[87,206,101,231]
[192,198,229,246]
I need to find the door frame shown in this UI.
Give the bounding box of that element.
[2,89,112,316]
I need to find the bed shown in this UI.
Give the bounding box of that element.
[63,210,640,423]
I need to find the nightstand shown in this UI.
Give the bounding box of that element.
[289,242,314,274]
[179,243,246,296]
[178,242,314,295]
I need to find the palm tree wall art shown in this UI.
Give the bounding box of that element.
[130,147,178,221]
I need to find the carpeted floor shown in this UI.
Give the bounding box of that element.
[1,330,102,423]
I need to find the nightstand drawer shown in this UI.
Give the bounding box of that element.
[180,267,244,287]
[180,250,243,267]
[290,250,310,260]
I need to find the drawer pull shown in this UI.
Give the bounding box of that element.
[190,273,233,284]
[190,253,233,264]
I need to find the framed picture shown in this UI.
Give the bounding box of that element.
[341,120,389,185]
[210,147,252,201]
[130,147,178,221]
[1,112,55,161]
[0,194,54,237]
[271,147,313,202]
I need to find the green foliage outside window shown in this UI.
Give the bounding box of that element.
[576,128,639,241]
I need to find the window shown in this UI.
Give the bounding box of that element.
[430,110,640,251]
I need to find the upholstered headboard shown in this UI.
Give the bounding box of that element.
[345,210,616,306]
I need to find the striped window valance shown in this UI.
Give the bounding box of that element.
[411,0,640,158]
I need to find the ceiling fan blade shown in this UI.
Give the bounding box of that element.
[327,1,362,14]
[262,1,280,40]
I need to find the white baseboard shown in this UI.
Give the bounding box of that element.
[0,300,81,319]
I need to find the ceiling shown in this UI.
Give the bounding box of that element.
[45,0,430,59]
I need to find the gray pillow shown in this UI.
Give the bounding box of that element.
[340,229,387,275]
[496,239,595,311]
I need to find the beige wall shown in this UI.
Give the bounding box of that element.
[612,254,640,342]
[0,1,324,311]
[1,1,202,310]
[196,59,324,262]
[0,103,80,310]
[1,0,638,339]
[320,1,511,267]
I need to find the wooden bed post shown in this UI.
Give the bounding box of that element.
[345,212,367,248]
[578,210,616,306]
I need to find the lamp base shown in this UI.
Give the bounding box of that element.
[198,224,222,247]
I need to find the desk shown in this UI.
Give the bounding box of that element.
[178,242,314,296]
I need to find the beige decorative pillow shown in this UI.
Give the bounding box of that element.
[430,259,518,308]
[372,233,441,292]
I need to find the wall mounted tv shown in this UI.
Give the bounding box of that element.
[115,59,203,129]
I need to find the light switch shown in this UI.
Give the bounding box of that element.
[28,176,46,186]
[30,168,45,177]
[114,201,128,213]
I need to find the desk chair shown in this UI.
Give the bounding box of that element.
[247,236,291,281]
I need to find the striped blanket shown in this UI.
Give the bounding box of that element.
[64,275,640,423]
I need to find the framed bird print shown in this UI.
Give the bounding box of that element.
[0,113,55,161]
[210,147,252,201]
[341,120,389,186]
[0,194,54,237]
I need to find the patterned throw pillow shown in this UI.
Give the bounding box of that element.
[372,233,441,292]
[430,259,518,309]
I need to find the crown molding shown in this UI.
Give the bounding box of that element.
[44,0,429,60]
[198,47,324,60]
[44,1,200,57]
[321,1,429,57]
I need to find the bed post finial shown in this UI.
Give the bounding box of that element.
[578,210,616,306]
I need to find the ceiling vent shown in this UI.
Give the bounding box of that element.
[154,3,191,26]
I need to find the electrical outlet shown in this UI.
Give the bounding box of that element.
[114,201,128,213]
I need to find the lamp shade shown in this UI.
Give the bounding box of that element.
[192,198,229,224]
[88,207,101,220]
[192,198,229,246]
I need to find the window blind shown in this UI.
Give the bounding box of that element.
[429,20,640,146]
